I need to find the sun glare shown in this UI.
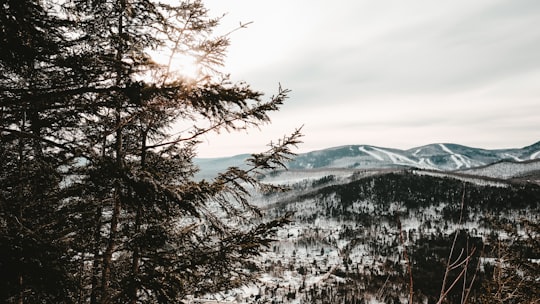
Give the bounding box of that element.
[168,54,201,81]
[147,49,202,83]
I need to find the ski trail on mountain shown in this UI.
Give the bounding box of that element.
[358,146,384,161]
[439,144,471,169]
[505,153,523,162]
[371,147,416,165]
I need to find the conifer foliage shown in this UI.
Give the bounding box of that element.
[0,1,301,303]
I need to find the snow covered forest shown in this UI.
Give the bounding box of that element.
[232,169,540,303]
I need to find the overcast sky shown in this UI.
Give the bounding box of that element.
[195,0,540,157]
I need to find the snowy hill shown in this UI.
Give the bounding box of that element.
[195,168,540,303]
[456,159,540,181]
[195,141,540,178]
[288,142,540,171]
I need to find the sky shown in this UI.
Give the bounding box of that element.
[195,0,540,158]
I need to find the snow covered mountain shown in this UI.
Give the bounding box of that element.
[195,141,540,179]
[288,141,540,171]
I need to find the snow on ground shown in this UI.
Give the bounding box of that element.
[530,150,540,160]
[413,169,509,188]
[504,153,523,162]
[359,146,384,161]
[439,143,454,155]
[260,169,354,185]
[371,146,417,166]
[440,144,477,169]
[459,160,540,180]
[412,148,423,157]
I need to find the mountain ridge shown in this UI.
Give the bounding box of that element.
[288,141,540,170]
[195,141,540,179]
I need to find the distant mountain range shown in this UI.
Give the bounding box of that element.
[195,141,540,179]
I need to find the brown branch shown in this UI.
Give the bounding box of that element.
[439,187,466,299]
[462,245,483,304]
[436,185,480,304]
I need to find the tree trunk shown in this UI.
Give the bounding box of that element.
[129,204,142,304]
[90,206,103,304]
[100,192,121,304]
[101,119,123,303]
[101,2,126,302]
[129,130,147,304]
[16,113,26,304]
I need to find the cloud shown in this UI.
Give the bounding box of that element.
[197,0,540,156]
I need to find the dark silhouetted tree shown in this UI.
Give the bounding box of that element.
[1,1,301,303]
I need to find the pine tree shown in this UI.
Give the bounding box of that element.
[0,1,84,302]
[2,0,301,303]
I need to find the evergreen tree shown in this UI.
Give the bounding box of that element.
[0,1,83,302]
[1,1,301,303]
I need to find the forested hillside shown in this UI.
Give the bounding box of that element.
[205,169,540,303]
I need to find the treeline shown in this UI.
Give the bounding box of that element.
[289,171,540,223]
